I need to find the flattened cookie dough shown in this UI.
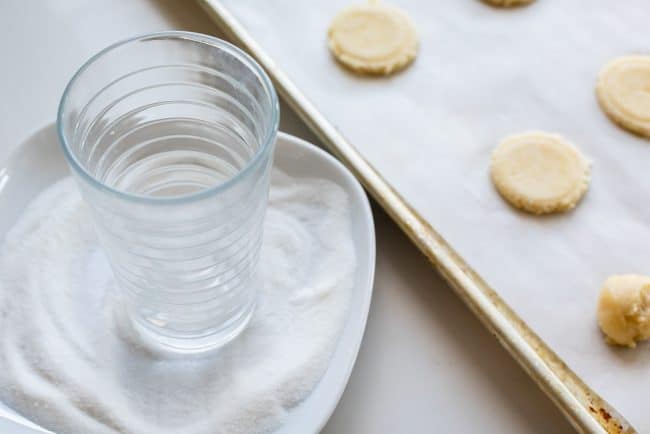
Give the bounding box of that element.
[490,132,590,214]
[597,56,650,138]
[327,2,418,75]
[482,0,534,7]
[597,275,650,347]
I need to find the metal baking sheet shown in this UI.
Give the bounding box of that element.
[197,1,650,432]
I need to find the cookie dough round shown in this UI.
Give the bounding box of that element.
[327,2,418,75]
[482,0,534,7]
[490,132,590,214]
[597,275,650,347]
[597,56,650,138]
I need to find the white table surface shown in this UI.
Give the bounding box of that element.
[0,0,574,432]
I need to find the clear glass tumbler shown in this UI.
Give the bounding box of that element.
[57,32,279,352]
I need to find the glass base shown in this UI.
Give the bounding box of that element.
[129,300,256,354]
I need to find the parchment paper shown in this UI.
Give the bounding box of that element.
[217,0,650,430]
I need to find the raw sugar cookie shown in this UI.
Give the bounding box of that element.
[482,0,534,7]
[597,56,650,138]
[327,1,418,75]
[597,275,650,347]
[490,132,590,214]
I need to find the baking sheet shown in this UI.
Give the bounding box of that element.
[209,1,650,431]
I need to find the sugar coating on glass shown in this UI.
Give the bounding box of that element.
[0,171,355,434]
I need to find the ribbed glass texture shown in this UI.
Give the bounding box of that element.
[57,32,279,352]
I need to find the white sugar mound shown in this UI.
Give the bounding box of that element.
[0,169,355,434]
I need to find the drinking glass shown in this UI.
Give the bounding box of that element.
[57,32,279,352]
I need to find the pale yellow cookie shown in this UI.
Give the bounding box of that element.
[327,2,418,75]
[597,275,650,347]
[490,132,590,214]
[597,56,650,138]
[483,0,534,7]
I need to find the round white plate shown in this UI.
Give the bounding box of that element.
[0,124,375,434]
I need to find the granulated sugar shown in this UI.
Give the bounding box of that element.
[0,168,355,434]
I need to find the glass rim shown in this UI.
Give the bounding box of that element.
[56,31,279,205]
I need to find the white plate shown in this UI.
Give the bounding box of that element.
[0,124,376,434]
